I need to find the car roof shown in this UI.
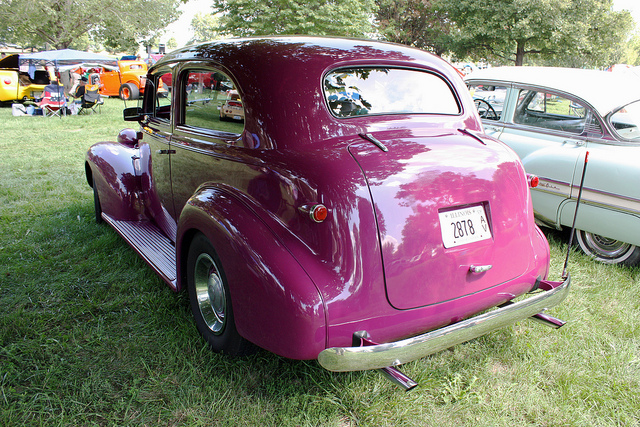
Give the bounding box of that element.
[152,36,457,79]
[148,37,481,148]
[465,66,640,116]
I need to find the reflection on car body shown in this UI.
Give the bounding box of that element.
[85,38,569,387]
[219,89,244,121]
[467,66,640,265]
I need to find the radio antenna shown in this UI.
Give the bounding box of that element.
[563,150,589,279]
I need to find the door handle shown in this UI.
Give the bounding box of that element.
[156,149,176,155]
[564,140,585,146]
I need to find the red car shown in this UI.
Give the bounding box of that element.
[85,37,569,388]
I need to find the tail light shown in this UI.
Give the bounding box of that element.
[527,174,539,188]
[300,204,328,223]
[310,204,328,223]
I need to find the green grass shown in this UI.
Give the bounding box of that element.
[1,98,640,426]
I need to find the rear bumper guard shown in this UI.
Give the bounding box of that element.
[318,274,570,372]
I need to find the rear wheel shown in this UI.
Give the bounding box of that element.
[186,233,254,355]
[575,230,640,265]
[119,83,139,100]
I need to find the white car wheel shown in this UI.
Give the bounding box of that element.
[576,230,640,266]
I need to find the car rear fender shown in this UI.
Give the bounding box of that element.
[85,141,144,221]
[177,185,327,360]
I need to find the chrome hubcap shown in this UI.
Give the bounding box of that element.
[581,232,634,261]
[194,253,226,334]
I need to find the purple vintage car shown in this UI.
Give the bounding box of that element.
[85,37,569,388]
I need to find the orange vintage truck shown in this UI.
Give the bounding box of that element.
[97,60,147,100]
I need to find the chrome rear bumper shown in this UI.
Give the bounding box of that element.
[318,275,570,372]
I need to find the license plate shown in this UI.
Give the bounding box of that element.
[439,205,491,248]
[233,115,242,120]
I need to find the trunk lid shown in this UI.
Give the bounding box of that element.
[349,130,536,310]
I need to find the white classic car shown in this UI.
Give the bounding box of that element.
[466,67,640,265]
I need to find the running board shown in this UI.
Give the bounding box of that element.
[102,213,177,289]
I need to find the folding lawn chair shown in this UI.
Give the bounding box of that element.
[39,84,67,117]
[78,75,104,114]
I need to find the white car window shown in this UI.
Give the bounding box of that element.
[469,84,506,120]
[514,89,587,134]
[610,100,640,141]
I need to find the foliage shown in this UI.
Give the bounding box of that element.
[1,98,640,426]
[621,33,640,66]
[165,37,178,50]
[0,0,182,52]
[436,0,635,67]
[375,0,451,56]
[189,12,221,45]
[212,0,378,38]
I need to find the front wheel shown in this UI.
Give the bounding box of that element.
[92,177,103,224]
[575,230,640,265]
[186,233,254,355]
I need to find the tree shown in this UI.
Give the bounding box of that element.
[189,12,221,45]
[212,0,377,38]
[0,0,182,52]
[437,0,634,67]
[375,0,451,56]
[166,37,178,50]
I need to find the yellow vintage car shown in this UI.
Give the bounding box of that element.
[0,54,50,103]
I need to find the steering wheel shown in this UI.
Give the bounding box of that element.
[474,99,498,120]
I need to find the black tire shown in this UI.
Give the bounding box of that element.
[575,230,640,266]
[92,177,103,224]
[186,233,254,355]
[119,83,139,100]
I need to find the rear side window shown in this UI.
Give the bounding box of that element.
[323,68,460,118]
[514,89,588,134]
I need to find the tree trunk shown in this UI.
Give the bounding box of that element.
[515,41,525,66]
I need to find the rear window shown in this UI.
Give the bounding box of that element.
[323,68,460,118]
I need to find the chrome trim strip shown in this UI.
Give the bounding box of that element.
[533,177,640,216]
[574,188,640,216]
[317,275,570,372]
[534,177,571,197]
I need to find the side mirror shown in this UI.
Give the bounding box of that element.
[123,106,143,122]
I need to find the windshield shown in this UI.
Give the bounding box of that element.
[610,100,640,141]
[323,68,460,118]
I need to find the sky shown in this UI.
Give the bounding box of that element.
[614,0,640,22]
[161,0,214,48]
[163,0,640,50]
